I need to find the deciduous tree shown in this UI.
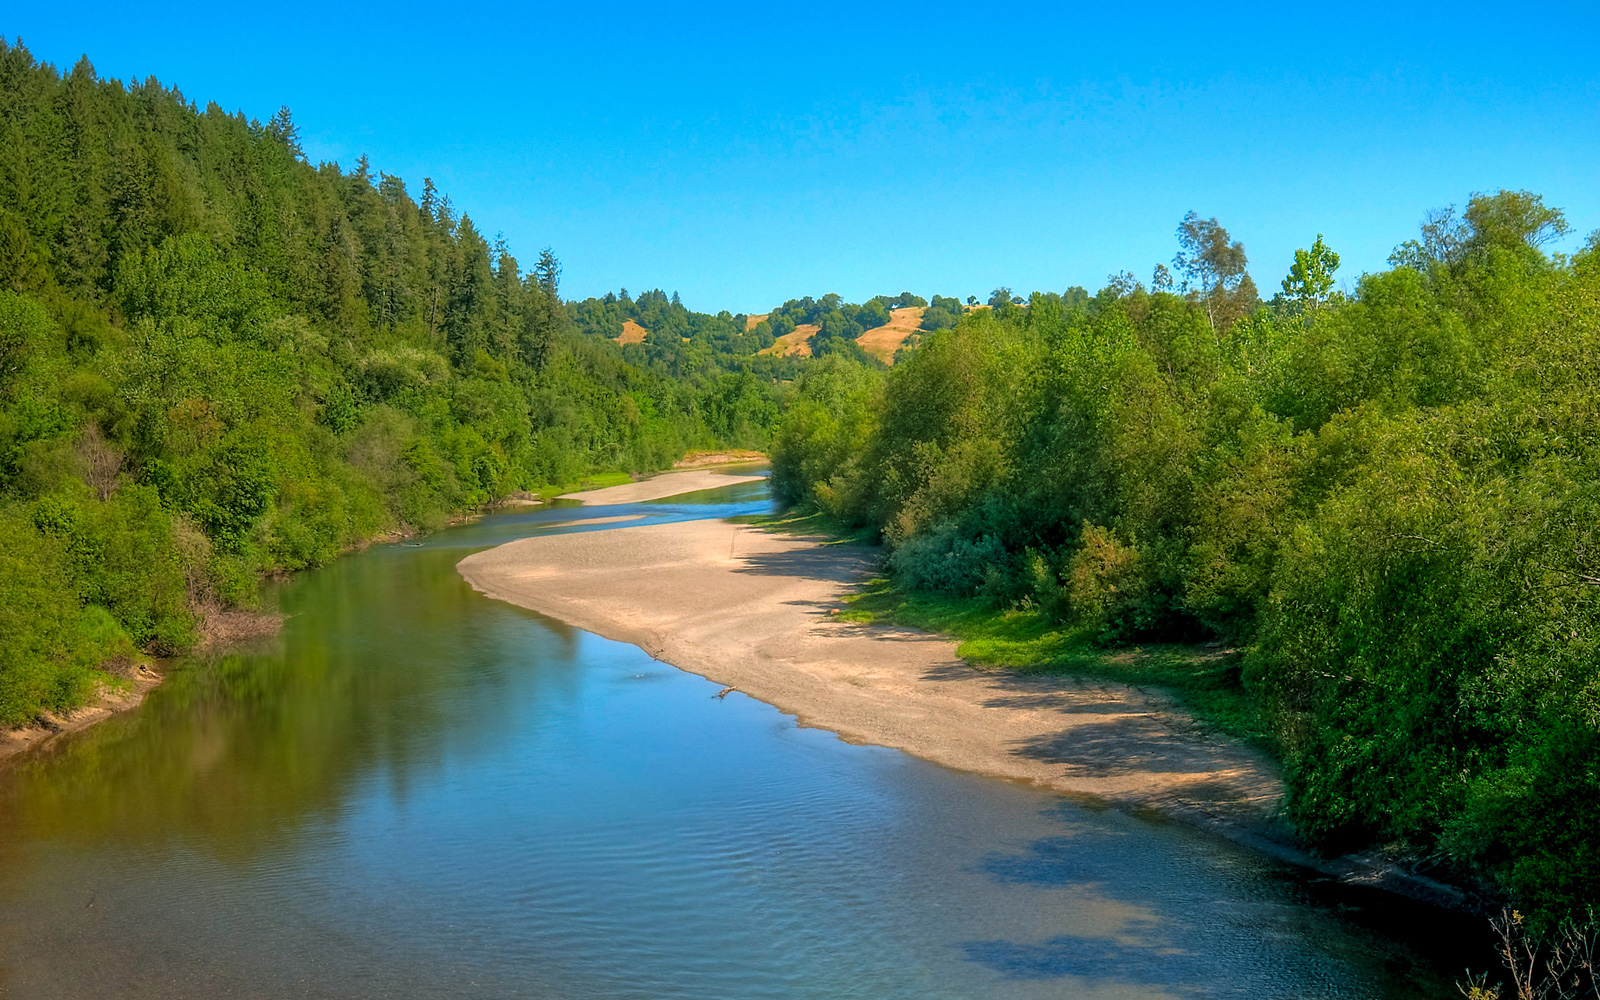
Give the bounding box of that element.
[1281,233,1340,312]
[1173,211,1251,333]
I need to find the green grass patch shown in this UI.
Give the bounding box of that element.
[836,575,1269,745]
[528,470,636,501]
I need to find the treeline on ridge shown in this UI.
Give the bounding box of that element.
[772,193,1600,921]
[569,286,974,369]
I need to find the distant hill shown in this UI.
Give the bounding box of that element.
[855,307,924,363]
[759,323,819,357]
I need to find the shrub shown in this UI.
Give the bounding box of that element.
[888,521,1008,596]
[0,508,133,726]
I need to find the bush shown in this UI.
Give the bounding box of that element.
[32,484,194,653]
[0,508,133,726]
[888,522,1007,596]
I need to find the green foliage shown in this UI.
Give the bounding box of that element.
[700,292,901,366]
[1389,190,1570,271]
[919,295,963,331]
[0,40,769,726]
[871,291,927,310]
[1171,212,1256,332]
[887,522,1007,596]
[0,506,134,727]
[1280,234,1340,312]
[33,483,194,652]
[772,198,1600,919]
[115,234,271,339]
[768,355,882,516]
[564,287,794,446]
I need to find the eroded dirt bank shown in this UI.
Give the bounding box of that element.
[0,662,164,765]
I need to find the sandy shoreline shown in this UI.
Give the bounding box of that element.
[458,479,1476,908]
[459,517,1283,817]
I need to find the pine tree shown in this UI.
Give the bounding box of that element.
[267,105,302,159]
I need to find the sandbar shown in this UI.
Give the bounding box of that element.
[458,505,1285,831]
[559,468,766,505]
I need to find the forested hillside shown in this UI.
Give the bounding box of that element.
[566,287,786,439]
[774,195,1600,920]
[0,41,774,726]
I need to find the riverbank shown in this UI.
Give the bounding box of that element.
[0,660,163,764]
[557,466,767,504]
[0,465,703,766]
[0,606,286,766]
[457,476,1477,910]
[670,449,767,469]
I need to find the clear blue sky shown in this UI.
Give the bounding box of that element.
[7,2,1599,313]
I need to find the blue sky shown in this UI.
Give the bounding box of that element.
[7,2,1599,313]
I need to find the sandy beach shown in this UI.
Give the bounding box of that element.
[459,490,1289,837]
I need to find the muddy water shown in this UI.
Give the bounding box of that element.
[0,477,1471,998]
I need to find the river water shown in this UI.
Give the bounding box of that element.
[0,476,1469,998]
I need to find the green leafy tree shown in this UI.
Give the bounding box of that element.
[1281,233,1340,312]
[772,191,1600,920]
[1174,211,1252,333]
[1464,188,1570,253]
[1392,192,1570,271]
[267,106,302,159]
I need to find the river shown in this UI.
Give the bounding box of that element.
[0,476,1471,998]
